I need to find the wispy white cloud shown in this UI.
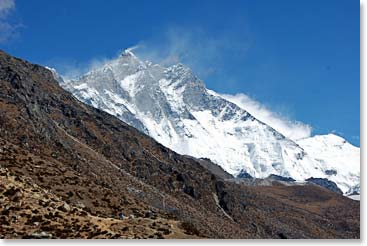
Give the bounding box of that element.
[134,27,250,79]
[0,0,20,43]
[53,25,250,80]
[0,0,14,17]
[219,92,312,140]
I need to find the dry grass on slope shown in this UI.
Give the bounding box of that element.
[0,166,197,239]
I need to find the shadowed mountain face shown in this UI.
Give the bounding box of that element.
[0,50,359,239]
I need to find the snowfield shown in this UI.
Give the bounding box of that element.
[58,50,360,194]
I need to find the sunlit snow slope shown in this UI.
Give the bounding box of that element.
[297,134,360,194]
[59,49,360,194]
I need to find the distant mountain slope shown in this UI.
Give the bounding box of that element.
[297,134,360,194]
[61,50,359,194]
[0,50,360,238]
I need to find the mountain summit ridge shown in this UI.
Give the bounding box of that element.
[60,50,360,194]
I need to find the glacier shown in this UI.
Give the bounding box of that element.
[58,49,360,194]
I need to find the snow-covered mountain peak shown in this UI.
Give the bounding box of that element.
[296,134,359,193]
[120,48,136,57]
[60,51,360,194]
[168,62,191,73]
[306,133,348,146]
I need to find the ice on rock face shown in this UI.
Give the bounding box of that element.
[60,50,360,194]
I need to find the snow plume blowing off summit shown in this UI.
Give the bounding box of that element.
[218,93,312,141]
[55,48,359,195]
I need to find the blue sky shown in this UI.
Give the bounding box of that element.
[0,0,360,145]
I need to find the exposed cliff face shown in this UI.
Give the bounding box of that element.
[0,50,360,239]
[61,50,359,194]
